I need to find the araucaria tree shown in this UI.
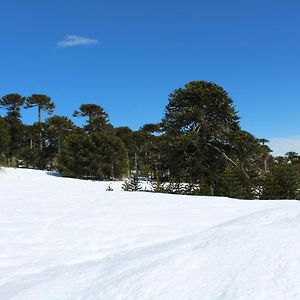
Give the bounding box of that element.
[25,94,55,123]
[0,94,25,165]
[58,133,128,180]
[161,81,269,196]
[162,81,239,164]
[1,82,298,200]
[73,104,110,133]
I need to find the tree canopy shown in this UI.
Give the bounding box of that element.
[0,81,298,199]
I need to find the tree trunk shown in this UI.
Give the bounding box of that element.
[38,106,42,123]
[134,152,138,174]
[38,106,43,149]
[110,164,114,180]
[207,142,250,179]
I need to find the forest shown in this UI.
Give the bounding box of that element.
[1,80,299,200]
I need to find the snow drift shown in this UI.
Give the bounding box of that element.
[1,168,300,299]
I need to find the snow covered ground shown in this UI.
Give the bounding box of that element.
[1,167,300,299]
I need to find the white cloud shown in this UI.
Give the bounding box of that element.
[268,136,300,156]
[57,35,99,48]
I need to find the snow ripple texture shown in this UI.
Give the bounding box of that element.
[0,168,300,300]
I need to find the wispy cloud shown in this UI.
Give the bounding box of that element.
[57,35,99,48]
[268,136,300,156]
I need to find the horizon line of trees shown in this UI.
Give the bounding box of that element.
[1,81,300,200]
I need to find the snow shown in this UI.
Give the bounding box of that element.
[1,167,300,299]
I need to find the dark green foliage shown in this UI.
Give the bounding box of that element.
[88,133,128,179]
[1,83,297,200]
[150,180,166,193]
[25,94,55,123]
[129,173,142,191]
[45,116,76,166]
[0,94,26,164]
[162,81,239,139]
[0,117,10,157]
[106,184,113,191]
[122,173,142,191]
[140,123,161,134]
[161,81,244,191]
[73,104,111,133]
[261,164,300,200]
[18,146,49,169]
[121,179,132,191]
[116,126,162,179]
[216,166,254,199]
[57,134,90,178]
[0,94,25,113]
[58,133,128,180]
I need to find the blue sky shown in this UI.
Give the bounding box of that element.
[1,0,300,154]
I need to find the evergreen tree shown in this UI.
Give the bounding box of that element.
[122,173,142,191]
[0,117,10,164]
[0,94,25,165]
[150,179,165,193]
[73,104,111,133]
[285,152,300,164]
[261,164,300,199]
[58,133,128,180]
[0,93,25,113]
[162,81,239,143]
[57,133,90,178]
[25,94,55,123]
[45,115,76,165]
[161,81,242,180]
[216,166,254,199]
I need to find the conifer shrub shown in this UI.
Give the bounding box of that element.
[122,173,142,191]
[58,133,128,180]
[106,184,113,191]
[260,164,300,200]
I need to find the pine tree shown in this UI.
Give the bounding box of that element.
[261,164,300,199]
[106,184,113,191]
[122,173,142,191]
[217,166,253,199]
[121,179,131,191]
[130,173,142,191]
[58,133,128,180]
[151,179,165,193]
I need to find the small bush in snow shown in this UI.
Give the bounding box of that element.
[106,184,113,191]
[122,174,142,191]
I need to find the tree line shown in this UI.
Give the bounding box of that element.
[1,81,300,199]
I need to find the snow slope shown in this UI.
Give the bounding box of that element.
[1,167,300,299]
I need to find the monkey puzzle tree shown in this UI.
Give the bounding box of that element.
[45,115,76,155]
[0,93,25,114]
[162,81,240,171]
[58,132,128,180]
[25,94,55,123]
[0,117,10,161]
[25,94,55,150]
[73,104,110,133]
[0,94,26,164]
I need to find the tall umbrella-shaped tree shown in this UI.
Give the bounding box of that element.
[0,93,25,165]
[0,93,25,115]
[25,94,55,149]
[25,94,55,123]
[73,104,110,133]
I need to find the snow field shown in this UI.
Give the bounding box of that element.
[0,168,300,299]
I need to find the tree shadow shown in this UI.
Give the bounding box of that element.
[46,171,62,177]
